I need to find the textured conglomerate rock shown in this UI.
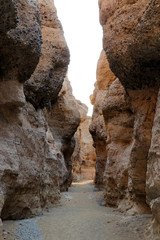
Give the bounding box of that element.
[24,0,70,109]
[99,0,160,90]
[43,78,80,191]
[90,0,160,238]
[72,102,96,181]
[0,1,80,239]
[0,0,41,83]
[90,50,116,188]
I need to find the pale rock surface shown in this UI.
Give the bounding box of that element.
[72,111,96,181]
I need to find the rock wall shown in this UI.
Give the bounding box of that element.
[91,0,160,238]
[44,77,80,190]
[72,102,96,181]
[0,1,80,238]
[90,50,115,188]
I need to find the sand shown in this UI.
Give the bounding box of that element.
[3,180,151,240]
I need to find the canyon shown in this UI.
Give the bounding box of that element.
[0,0,160,240]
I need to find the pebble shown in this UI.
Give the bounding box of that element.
[16,218,43,240]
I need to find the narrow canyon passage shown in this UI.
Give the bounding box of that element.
[1,0,160,239]
[3,180,151,240]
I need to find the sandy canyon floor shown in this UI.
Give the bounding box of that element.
[3,180,151,240]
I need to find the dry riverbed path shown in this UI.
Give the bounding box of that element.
[3,180,151,240]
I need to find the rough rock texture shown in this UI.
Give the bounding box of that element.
[90,50,116,188]
[24,0,70,109]
[72,103,96,181]
[145,89,160,240]
[99,0,160,89]
[43,78,80,191]
[102,80,157,214]
[0,0,41,83]
[91,53,156,211]
[90,0,160,238]
[0,1,80,239]
[0,102,61,220]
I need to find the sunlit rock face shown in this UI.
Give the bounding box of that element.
[0,1,79,237]
[90,0,160,238]
[72,102,96,181]
[90,50,115,188]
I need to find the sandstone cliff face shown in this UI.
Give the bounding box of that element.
[99,0,160,89]
[44,78,80,190]
[72,102,96,181]
[0,1,80,238]
[0,0,41,83]
[90,0,160,238]
[24,0,70,109]
[90,50,116,188]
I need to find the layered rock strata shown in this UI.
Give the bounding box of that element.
[72,102,96,181]
[91,0,160,238]
[0,1,80,239]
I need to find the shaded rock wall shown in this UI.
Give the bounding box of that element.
[24,0,70,109]
[91,0,160,238]
[0,1,80,238]
[44,77,80,190]
[145,89,160,239]
[0,0,41,83]
[72,102,96,181]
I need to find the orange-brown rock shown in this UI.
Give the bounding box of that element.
[72,103,96,181]
[99,0,160,90]
[90,50,116,188]
[91,55,157,213]
[90,0,160,238]
[102,80,157,214]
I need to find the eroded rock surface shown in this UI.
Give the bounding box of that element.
[90,0,160,238]
[99,0,160,89]
[145,89,160,240]
[0,0,41,83]
[0,1,80,239]
[90,50,115,188]
[44,78,80,191]
[72,102,96,181]
[24,0,70,109]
